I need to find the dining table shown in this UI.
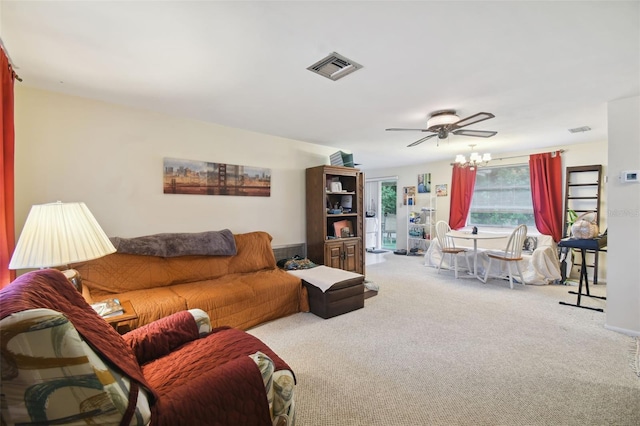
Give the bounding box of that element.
[446,230,508,279]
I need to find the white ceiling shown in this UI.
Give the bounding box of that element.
[1,1,638,170]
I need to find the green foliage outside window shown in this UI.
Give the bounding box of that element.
[469,164,536,227]
[381,183,397,216]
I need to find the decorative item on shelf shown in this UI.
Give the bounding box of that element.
[341,195,353,213]
[571,212,599,239]
[409,211,420,224]
[330,181,343,192]
[409,227,423,237]
[8,201,117,292]
[455,144,491,170]
[333,219,352,238]
[329,150,355,168]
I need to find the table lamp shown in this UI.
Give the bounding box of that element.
[8,201,117,291]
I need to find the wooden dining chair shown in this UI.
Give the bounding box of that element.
[435,221,471,279]
[481,224,528,289]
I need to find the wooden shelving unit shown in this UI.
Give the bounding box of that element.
[306,165,364,274]
[406,195,436,255]
[562,165,603,283]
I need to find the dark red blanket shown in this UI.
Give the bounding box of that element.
[144,327,293,426]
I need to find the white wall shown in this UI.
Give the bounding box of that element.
[606,95,640,336]
[13,86,337,246]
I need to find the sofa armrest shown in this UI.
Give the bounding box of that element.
[123,309,208,364]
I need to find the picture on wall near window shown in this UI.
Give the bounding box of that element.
[403,186,416,205]
[436,184,448,197]
[163,157,271,197]
[418,173,431,193]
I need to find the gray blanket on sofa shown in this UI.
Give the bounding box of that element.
[110,229,237,257]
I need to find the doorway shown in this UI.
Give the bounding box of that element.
[364,177,398,251]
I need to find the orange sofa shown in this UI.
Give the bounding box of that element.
[74,231,309,330]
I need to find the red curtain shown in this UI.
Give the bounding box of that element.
[449,164,477,230]
[1,49,16,287]
[529,152,563,242]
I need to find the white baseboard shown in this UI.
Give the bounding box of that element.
[604,323,640,337]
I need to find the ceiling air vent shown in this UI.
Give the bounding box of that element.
[307,52,363,81]
[568,126,592,133]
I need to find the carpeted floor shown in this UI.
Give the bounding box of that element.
[249,253,640,425]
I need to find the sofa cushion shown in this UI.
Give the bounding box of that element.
[171,269,303,330]
[76,252,232,295]
[228,231,277,274]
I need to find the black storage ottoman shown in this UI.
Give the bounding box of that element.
[303,276,365,319]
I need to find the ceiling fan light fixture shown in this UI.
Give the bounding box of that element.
[427,110,459,130]
[386,109,496,147]
[455,144,491,169]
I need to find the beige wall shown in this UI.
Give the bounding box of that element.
[13,86,336,246]
[606,95,640,336]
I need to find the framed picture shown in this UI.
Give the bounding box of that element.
[436,184,448,197]
[418,173,431,193]
[403,186,416,205]
[163,157,271,197]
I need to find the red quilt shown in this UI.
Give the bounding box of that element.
[143,327,294,426]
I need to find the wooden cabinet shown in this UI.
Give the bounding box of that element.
[306,165,365,274]
[324,239,361,272]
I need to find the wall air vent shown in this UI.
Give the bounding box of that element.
[307,52,363,81]
[568,126,592,133]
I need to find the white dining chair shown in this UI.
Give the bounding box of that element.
[481,224,528,289]
[435,221,471,279]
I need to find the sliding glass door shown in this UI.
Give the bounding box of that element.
[364,177,397,251]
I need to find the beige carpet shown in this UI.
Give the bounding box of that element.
[249,253,639,425]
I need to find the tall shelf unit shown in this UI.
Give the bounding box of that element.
[406,196,436,254]
[306,165,364,274]
[562,165,603,283]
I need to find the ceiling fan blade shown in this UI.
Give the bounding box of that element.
[385,128,430,132]
[452,112,495,129]
[407,134,437,147]
[452,129,498,138]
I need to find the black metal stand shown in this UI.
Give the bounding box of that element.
[558,236,607,312]
[559,248,605,311]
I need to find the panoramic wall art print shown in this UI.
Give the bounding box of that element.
[163,157,271,197]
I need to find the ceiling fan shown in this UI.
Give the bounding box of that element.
[386,110,498,147]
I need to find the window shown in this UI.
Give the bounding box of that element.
[469,164,535,227]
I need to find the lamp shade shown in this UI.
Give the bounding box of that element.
[8,202,116,269]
